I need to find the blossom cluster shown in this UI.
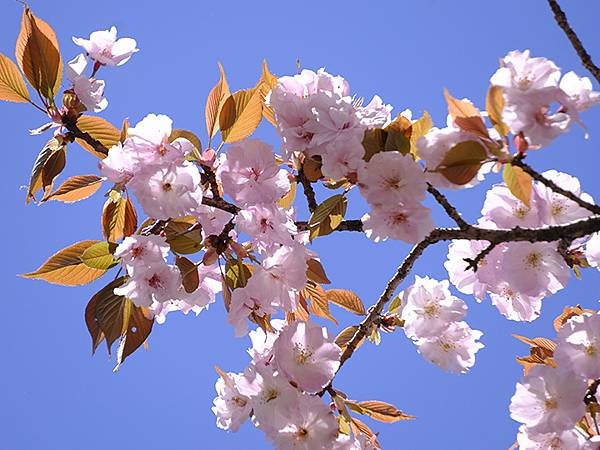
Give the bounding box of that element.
[211,320,371,450]
[398,276,483,373]
[509,312,600,449]
[445,169,593,322]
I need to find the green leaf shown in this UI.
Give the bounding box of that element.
[81,241,118,270]
[164,218,203,254]
[21,240,107,286]
[503,163,533,207]
[435,140,487,185]
[308,194,347,240]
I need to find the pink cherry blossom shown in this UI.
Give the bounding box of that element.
[236,204,297,251]
[356,95,392,128]
[489,283,543,322]
[533,170,593,225]
[114,264,181,307]
[228,277,278,337]
[114,235,170,273]
[73,26,138,66]
[401,276,467,339]
[517,425,593,450]
[554,313,600,379]
[444,239,494,301]
[247,320,286,364]
[481,183,542,228]
[320,131,365,180]
[66,54,107,112]
[129,161,204,220]
[193,203,234,238]
[415,321,484,373]
[490,50,560,92]
[585,233,600,268]
[217,139,290,206]
[266,393,339,450]
[509,365,586,434]
[499,242,570,298]
[358,151,426,206]
[362,201,434,244]
[273,320,341,393]
[560,71,600,113]
[99,142,137,184]
[212,372,252,432]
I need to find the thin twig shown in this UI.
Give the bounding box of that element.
[547,0,600,84]
[297,166,318,213]
[511,159,600,215]
[427,183,469,229]
[464,241,496,272]
[295,219,363,232]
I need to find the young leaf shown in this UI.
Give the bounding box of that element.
[306,258,331,285]
[349,417,381,449]
[85,292,105,354]
[308,194,347,240]
[15,7,62,100]
[26,136,63,204]
[42,175,103,203]
[435,140,487,185]
[176,256,200,293]
[164,218,203,254]
[303,282,337,324]
[81,241,118,270]
[169,129,202,159]
[362,128,387,162]
[75,115,120,158]
[20,240,107,286]
[409,111,433,159]
[224,259,252,290]
[278,180,296,210]
[205,62,230,139]
[486,85,509,136]
[350,400,414,423]
[258,59,278,126]
[326,289,366,315]
[40,146,66,196]
[219,88,263,143]
[102,192,137,243]
[303,157,323,182]
[335,325,361,350]
[0,52,30,102]
[503,163,532,207]
[553,305,594,332]
[443,88,489,139]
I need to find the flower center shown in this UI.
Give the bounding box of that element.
[384,176,402,190]
[296,427,308,439]
[392,213,407,225]
[147,274,164,289]
[585,344,597,356]
[232,396,247,407]
[544,398,558,410]
[264,388,279,403]
[525,252,542,269]
[514,205,529,219]
[162,182,173,192]
[551,201,564,216]
[424,303,440,318]
[130,245,144,259]
[294,344,313,365]
[440,341,455,352]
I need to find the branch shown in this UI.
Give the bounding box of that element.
[511,158,600,215]
[464,241,496,272]
[62,116,109,156]
[295,219,364,233]
[297,167,318,213]
[427,184,469,229]
[547,0,600,84]
[335,215,600,370]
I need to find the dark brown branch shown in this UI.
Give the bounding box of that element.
[511,159,600,215]
[547,0,600,84]
[336,215,600,369]
[295,219,363,233]
[464,241,496,272]
[297,167,318,213]
[427,184,469,229]
[201,197,240,214]
[62,116,109,156]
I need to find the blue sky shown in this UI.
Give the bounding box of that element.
[2,1,600,449]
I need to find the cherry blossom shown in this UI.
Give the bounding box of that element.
[490,50,561,92]
[517,426,593,450]
[114,264,181,307]
[272,320,341,393]
[66,54,107,112]
[585,232,600,268]
[228,277,278,336]
[236,204,297,251]
[362,201,434,244]
[414,321,483,373]
[559,71,600,113]
[114,235,170,272]
[217,139,290,206]
[99,142,137,184]
[444,239,495,301]
[212,371,252,432]
[401,276,467,339]
[489,283,543,322]
[481,183,542,228]
[73,26,138,66]
[509,365,587,434]
[554,312,600,379]
[534,170,593,225]
[320,132,365,180]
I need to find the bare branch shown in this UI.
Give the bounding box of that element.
[547,0,600,84]
[511,158,600,215]
[62,117,109,156]
[297,166,318,213]
[295,219,363,233]
[464,241,496,272]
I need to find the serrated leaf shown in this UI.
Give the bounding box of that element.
[335,325,360,350]
[409,111,433,159]
[20,240,107,286]
[15,7,62,100]
[308,194,347,240]
[351,400,414,423]
[176,256,199,293]
[81,241,118,270]
[362,128,387,162]
[85,291,105,354]
[225,259,252,290]
[436,140,487,185]
[164,218,203,254]
[503,163,532,207]
[26,137,63,204]
[444,88,489,139]
[219,88,263,143]
[0,52,29,102]
[349,417,381,449]
[303,157,323,182]
[41,146,66,196]
[486,85,509,136]
[306,258,331,284]
[388,295,402,313]
[384,114,411,155]
[326,289,366,315]
[258,59,278,126]
[75,115,120,158]
[169,129,202,160]
[278,180,296,210]
[304,282,337,324]
[205,62,230,139]
[102,192,137,243]
[43,174,103,203]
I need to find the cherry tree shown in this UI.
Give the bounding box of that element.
[3,1,600,449]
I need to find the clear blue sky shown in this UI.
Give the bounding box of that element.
[2,1,600,449]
